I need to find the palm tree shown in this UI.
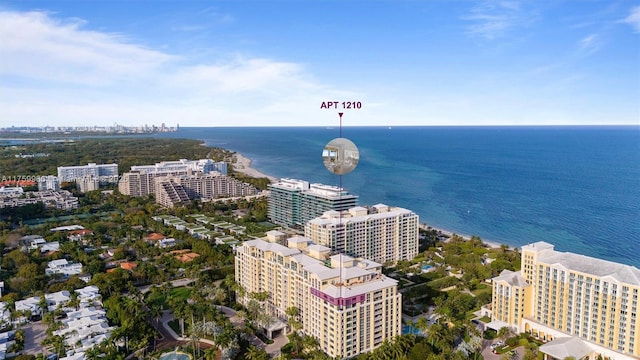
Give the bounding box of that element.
[214,324,236,352]
[302,335,320,355]
[214,288,227,304]
[42,334,66,357]
[415,316,429,334]
[223,274,237,303]
[235,310,247,323]
[85,345,103,360]
[288,331,303,356]
[67,293,81,311]
[245,345,269,360]
[498,326,511,340]
[148,303,163,326]
[285,306,301,334]
[204,347,218,360]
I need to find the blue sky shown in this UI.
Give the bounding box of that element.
[0,1,638,127]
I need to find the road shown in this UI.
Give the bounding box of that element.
[481,340,525,360]
[151,302,288,357]
[22,322,47,356]
[137,278,195,295]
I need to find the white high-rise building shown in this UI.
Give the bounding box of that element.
[305,204,419,264]
[268,178,358,228]
[57,163,118,182]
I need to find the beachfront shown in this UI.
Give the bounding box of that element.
[233,151,505,250]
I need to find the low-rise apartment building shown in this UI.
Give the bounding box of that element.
[0,189,78,209]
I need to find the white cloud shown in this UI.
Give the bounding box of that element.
[0,11,175,86]
[0,10,361,127]
[463,0,528,40]
[621,6,640,32]
[579,33,601,55]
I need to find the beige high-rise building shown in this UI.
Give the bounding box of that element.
[172,173,259,199]
[490,241,640,360]
[118,170,187,196]
[234,232,402,359]
[76,175,99,193]
[305,204,419,265]
[154,179,190,208]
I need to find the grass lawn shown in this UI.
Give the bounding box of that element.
[146,286,193,309]
[465,311,478,320]
[471,284,492,297]
[171,287,193,301]
[479,316,492,323]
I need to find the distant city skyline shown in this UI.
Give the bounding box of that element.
[0,1,638,127]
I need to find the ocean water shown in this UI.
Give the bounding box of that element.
[156,126,640,267]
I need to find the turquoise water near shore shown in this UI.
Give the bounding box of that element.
[156,126,640,267]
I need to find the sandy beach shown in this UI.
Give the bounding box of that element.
[232,152,278,183]
[420,224,503,249]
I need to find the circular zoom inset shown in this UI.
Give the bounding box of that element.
[322,137,359,175]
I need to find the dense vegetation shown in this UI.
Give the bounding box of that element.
[0,138,231,176]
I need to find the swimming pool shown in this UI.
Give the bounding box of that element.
[402,325,422,335]
[158,351,191,360]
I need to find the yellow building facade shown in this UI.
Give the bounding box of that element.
[491,241,640,359]
[234,233,402,359]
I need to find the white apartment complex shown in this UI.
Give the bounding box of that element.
[57,163,118,182]
[305,204,419,264]
[130,158,227,175]
[235,232,402,359]
[490,241,640,359]
[0,189,78,210]
[268,178,359,228]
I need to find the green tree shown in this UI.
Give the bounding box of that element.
[244,345,269,360]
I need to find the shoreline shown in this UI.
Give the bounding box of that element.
[232,151,506,251]
[420,224,503,249]
[231,152,278,183]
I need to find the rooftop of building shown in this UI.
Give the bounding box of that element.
[269,178,357,198]
[145,233,166,241]
[308,204,417,225]
[240,237,388,290]
[538,337,594,359]
[321,276,398,299]
[494,269,529,287]
[524,241,640,285]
